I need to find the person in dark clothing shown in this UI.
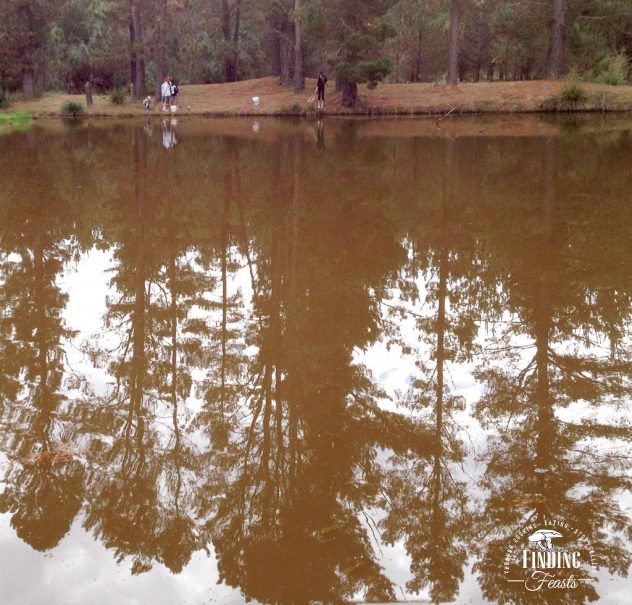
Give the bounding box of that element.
[317,72,328,110]
[169,76,179,106]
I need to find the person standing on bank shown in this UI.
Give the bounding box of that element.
[169,76,179,106]
[317,72,327,110]
[161,76,171,112]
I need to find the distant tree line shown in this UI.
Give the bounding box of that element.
[1,0,631,106]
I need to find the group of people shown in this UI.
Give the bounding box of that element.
[160,76,179,111]
[141,75,179,113]
[142,71,328,113]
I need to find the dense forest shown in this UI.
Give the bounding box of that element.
[1,1,632,106]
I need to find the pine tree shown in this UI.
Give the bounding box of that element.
[320,0,397,107]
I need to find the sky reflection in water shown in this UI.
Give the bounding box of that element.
[0,116,631,604]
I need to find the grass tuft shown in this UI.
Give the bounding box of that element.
[110,88,126,105]
[59,100,85,117]
[540,82,588,111]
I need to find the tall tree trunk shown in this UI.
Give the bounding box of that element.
[341,79,357,108]
[154,0,167,100]
[447,0,460,85]
[131,128,147,418]
[487,59,494,81]
[21,69,35,99]
[131,4,145,99]
[293,0,304,93]
[436,248,447,450]
[472,19,485,82]
[233,0,242,47]
[413,26,423,82]
[436,137,454,435]
[129,18,137,88]
[279,20,294,85]
[232,0,242,80]
[533,137,556,511]
[427,138,454,560]
[268,26,282,76]
[19,4,36,98]
[221,0,231,42]
[221,0,241,81]
[534,241,554,522]
[548,0,567,78]
[168,200,178,414]
[33,245,49,387]
[221,162,232,418]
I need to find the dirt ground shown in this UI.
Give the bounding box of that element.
[6,76,632,117]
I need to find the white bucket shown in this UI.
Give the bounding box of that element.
[170,105,178,113]
[252,96,260,107]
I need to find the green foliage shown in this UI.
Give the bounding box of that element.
[594,52,629,86]
[357,59,393,89]
[0,90,9,109]
[59,100,85,117]
[541,81,588,111]
[559,82,588,106]
[47,0,127,92]
[109,88,126,105]
[0,0,56,94]
[313,0,397,105]
[0,112,32,125]
[0,112,33,135]
[1,0,632,103]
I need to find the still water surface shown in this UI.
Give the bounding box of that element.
[0,116,631,604]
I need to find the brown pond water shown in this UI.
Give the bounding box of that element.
[0,116,631,604]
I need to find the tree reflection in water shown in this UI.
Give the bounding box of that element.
[472,137,632,604]
[0,119,630,604]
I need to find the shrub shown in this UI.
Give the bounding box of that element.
[59,100,85,117]
[559,82,588,106]
[0,90,9,109]
[110,88,126,105]
[594,52,629,86]
[541,82,588,111]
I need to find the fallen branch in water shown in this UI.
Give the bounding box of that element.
[435,107,457,140]
[435,106,457,124]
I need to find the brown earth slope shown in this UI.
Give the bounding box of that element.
[6,76,632,117]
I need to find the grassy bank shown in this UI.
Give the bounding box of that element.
[0,111,33,134]
[4,77,632,118]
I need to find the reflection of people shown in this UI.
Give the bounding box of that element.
[316,119,325,151]
[161,77,171,112]
[144,118,153,136]
[317,72,328,110]
[162,119,177,149]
